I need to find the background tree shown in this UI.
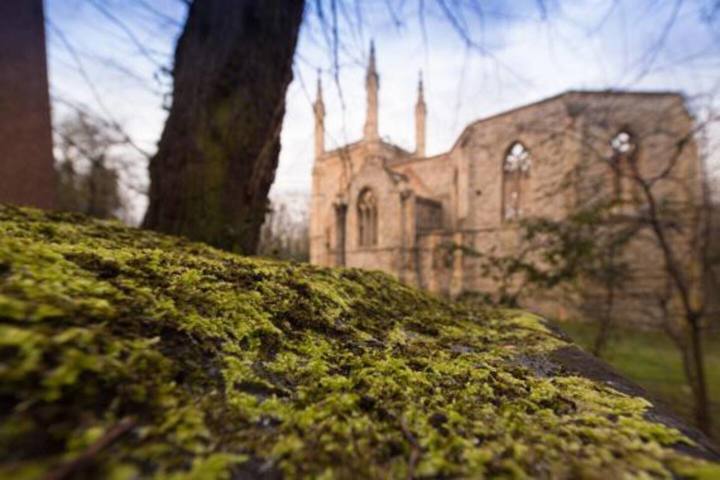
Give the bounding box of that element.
[258,196,310,262]
[468,107,720,436]
[55,112,128,220]
[619,130,718,435]
[470,199,635,357]
[141,0,569,253]
[42,0,720,253]
[143,0,305,253]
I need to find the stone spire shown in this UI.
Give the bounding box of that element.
[313,71,325,158]
[415,70,427,157]
[363,40,379,141]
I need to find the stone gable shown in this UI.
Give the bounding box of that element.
[310,50,700,324]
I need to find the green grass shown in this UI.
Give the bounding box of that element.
[555,321,720,440]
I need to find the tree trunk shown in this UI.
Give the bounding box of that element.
[591,282,615,357]
[688,319,712,436]
[143,0,305,253]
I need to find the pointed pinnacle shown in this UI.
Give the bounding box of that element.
[315,69,324,103]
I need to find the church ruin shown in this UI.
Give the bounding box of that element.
[309,44,701,322]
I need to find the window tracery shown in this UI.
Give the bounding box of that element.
[609,131,638,200]
[357,188,378,246]
[502,142,532,221]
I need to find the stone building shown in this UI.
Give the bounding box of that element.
[0,0,56,209]
[309,44,701,322]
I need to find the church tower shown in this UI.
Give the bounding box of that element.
[313,72,325,159]
[363,41,379,141]
[415,71,427,157]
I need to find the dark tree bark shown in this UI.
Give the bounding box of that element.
[591,281,615,357]
[144,0,305,253]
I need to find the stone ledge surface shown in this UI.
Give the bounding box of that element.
[0,205,717,479]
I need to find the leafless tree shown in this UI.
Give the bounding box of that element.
[62,0,554,253]
[462,91,719,435]
[619,126,719,435]
[45,0,720,253]
[258,196,310,262]
[55,111,132,220]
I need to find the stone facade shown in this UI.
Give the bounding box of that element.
[0,0,56,209]
[310,45,701,324]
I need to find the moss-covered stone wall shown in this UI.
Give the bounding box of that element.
[0,206,717,479]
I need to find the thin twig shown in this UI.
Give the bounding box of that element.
[43,417,137,480]
[400,417,421,480]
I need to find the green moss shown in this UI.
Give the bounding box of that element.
[559,320,720,440]
[0,205,716,479]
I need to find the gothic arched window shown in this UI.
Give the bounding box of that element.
[611,131,636,155]
[357,188,378,247]
[502,142,532,221]
[609,130,638,199]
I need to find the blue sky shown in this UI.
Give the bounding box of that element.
[45,0,720,221]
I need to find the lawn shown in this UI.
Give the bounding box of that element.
[555,321,720,441]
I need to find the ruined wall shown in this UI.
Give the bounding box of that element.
[310,151,347,267]
[344,157,405,275]
[394,154,454,229]
[458,97,577,231]
[415,197,443,232]
[445,96,578,297]
[310,140,413,271]
[570,93,701,325]
[452,92,701,325]
[310,91,702,326]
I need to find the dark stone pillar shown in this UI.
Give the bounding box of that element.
[0,0,56,209]
[334,203,347,266]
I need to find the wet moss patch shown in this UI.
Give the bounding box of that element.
[0,205,717,479]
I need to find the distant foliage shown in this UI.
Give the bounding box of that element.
[257,196,309,261]
[57,158,122,220]
[472,200,634,308]
[54,112,127,221]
